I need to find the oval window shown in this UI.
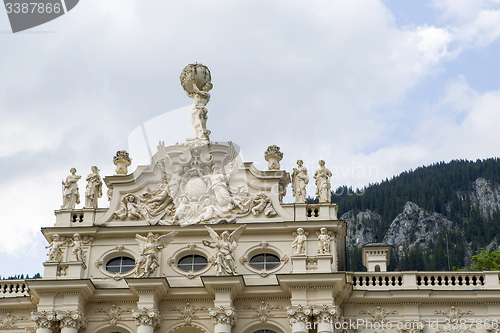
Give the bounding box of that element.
[106,256,135,273]
[249,253,280,270]
[177,254,208,272]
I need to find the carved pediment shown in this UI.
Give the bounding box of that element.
[100,141,283,226]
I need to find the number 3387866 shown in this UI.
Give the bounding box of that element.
[5,3,61,14]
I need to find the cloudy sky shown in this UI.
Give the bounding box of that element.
[1,0,500,277]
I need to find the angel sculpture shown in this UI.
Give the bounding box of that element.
[135,231,177,278]
[202,225,246,276]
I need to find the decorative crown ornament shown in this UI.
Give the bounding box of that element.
[113,150,131,175]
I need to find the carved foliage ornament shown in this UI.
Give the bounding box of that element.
[209,306,237,326]
[244,301,283,323]
[397,320,426,333]
[0,313,27,329]
[359,306,398,323]
[92,304,132,326]
[287,305,313,324]
[313,304,339,324]
[31,311,56,330]
[170,303,208,325]
[132,308,162,328]
[435,307,474,333]
[56,310,87,330]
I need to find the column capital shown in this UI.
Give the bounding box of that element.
[31,311,57,330]
[132,308,162,328]
[287,304,313,325]
[209,306,237,326]
[313,304,339,323]
[56,310,87,331]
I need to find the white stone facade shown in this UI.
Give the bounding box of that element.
[2,65,500,333]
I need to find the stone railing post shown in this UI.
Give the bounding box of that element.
[313,305,338,333]
[287,305,313,333]
[132,308,162,333]
[31,311,57,333]
[56,310,87,333]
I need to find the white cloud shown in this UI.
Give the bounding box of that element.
[2,0,500,276]
[0,119,64,157]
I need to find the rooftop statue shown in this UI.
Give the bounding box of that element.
[85,166,103,209]
[314,160,332,203]
[291,160,308,203]
[61,168,81,209]
[180,63,212,142]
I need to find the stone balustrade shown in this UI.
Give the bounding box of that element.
[352,271,500,290]
[0,280,30,298]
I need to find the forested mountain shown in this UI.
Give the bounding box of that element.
[329,158,500,271]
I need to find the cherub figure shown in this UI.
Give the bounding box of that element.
[46,234,65,262]
[135,231,177,278]
[202,225,246,276]
[316,228,333,255]
[62,168,81,209]
[72,233,84,261]
[292,228,307,255]
[114,194,143,220]
[291,160,308,203]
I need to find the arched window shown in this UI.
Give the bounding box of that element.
[375,265,381,272]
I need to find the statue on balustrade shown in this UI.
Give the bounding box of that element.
[61,168,81,209]
[292,160,308,203]
[85,166,102,209]
[314,160,332,203]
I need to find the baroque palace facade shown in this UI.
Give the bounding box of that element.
[2,64,500,333]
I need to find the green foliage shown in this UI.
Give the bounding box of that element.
[471,249,500,271]
[0,273,41,280]
[332,157,500,271]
